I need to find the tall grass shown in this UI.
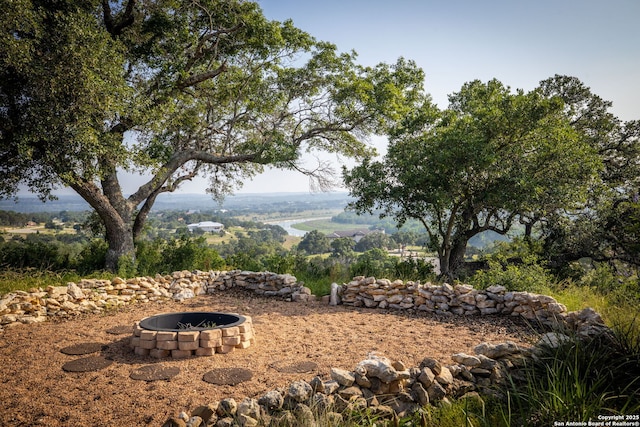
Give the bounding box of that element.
[503,322,640,426]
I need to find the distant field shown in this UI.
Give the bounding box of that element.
[282,235,301,250]
[234,209,343,222]
[292,219,375,235]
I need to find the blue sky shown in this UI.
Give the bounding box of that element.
[36,0,640,197]
[223,0,639,193]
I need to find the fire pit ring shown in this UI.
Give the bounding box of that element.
[131,312,255,359]
[139,312,245,332]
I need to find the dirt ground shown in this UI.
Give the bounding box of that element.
[0,290,535,426]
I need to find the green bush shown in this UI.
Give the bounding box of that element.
[469,260,553,292]
[350,248,393,278]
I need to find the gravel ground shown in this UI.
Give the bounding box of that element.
[0,290,535,426]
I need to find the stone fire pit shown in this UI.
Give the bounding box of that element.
[130,312,255,359]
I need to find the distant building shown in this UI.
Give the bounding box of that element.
[327,229,384,243]
[186,221,224,233]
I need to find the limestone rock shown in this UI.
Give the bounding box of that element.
[186,416,203,427]
[419,357,441,375]
[258,390,283,411]
[66,282,85,300]
[474,341,520,359]
[427,381,447,402]
[451,353,481,367]
[435,366,454,385]
[338,386,363,400]
[418,367,435,388]
[536,332,572,349]
[162,417,187,427]
[357,354,398,383]
[216,398,237,417]
[237,398,261,420]
[190,404,217,423]
[411,382,429,406]
[287,380,313,402]
[323,380,340,395]
[330,367,355,386]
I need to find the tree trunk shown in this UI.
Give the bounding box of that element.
[439,238,468,280]
[103,216,136,272]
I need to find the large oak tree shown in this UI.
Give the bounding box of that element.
[538,76,640,269]
[344,78,603,279]
[0,0,424,270]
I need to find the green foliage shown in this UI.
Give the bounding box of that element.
[137,235,226,275]
[1,0,426,270]
[469,239,555,292]
[297,230,331,255]
[506,327,640,426]
[263,253,295,274]
[349,250,435,282]
[0,235,80,270]
[76,239,108,274]
[330,237,356,259]
[354,232,394,252]
[393,256,436,282]
[471,261,554,293]
[116,253,138,279]
[418,395,508,427]
[345,77,605,279]
[350,248,394,277]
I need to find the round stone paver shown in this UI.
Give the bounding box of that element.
[271,361,318,374]
[106,325,133,335]
[130,365,181,382]
[60,342,106,355]
[62,356,114,373]
[202,368,253,386]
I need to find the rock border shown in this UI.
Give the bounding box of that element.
[0,270,609,426]
[0,270,605,338]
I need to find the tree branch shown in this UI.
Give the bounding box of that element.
[177,63,227,89]
[102,0,136,38]
[128,150,257,206]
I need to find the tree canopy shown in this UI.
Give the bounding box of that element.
[1,0,424,270]
[344,77,604,279]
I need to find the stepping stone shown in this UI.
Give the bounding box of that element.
[60,342,106,355]
[202,368,253,386]
[130,365,180,382]
[106,325,132,335]
[271,361,318,374]
[62,356,113,372]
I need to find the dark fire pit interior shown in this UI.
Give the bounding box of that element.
[132,312,254,358]
[139,312,245,332]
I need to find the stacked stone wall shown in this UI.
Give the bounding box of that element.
[337,276,568,327]
[1,271,600,334]
[0,270,305,331]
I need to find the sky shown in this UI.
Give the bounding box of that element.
[37,0,640,197]
[225,0,640,194]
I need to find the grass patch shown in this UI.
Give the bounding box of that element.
[539,282,639,329]
[282,235,301,251]
[294,272,333,296]
[504,323,640,426]
[292,219,375,234]
[0,269,112,295]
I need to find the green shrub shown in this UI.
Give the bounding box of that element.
[469,260,553,292]
[75,239,108,274]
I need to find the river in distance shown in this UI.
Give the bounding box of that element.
[265,217,332,237]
